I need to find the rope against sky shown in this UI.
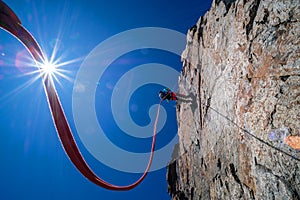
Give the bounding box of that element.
[0,0,160,190]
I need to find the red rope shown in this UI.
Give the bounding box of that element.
[0,0,162,190]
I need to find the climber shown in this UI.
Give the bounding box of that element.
[159,88,177,102]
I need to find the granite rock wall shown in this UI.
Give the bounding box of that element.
[167,0,300,199]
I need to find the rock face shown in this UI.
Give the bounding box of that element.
[167,0,300,199]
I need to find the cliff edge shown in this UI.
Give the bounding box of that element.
[167,0,300,199]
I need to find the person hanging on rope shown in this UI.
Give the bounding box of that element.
[159,88,177,102]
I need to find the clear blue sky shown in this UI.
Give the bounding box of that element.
[0,0,212,199]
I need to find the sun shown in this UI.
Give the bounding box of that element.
[39,60,58,76]
[35,54,79,85]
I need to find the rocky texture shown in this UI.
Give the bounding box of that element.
[167,0,300,199]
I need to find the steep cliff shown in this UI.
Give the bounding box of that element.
[167,0,300,199]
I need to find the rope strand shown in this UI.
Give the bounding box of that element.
[0,1,164,190]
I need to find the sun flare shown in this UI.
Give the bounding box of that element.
[39,60,58,76]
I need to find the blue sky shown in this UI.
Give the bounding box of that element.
[0,0,212,199]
